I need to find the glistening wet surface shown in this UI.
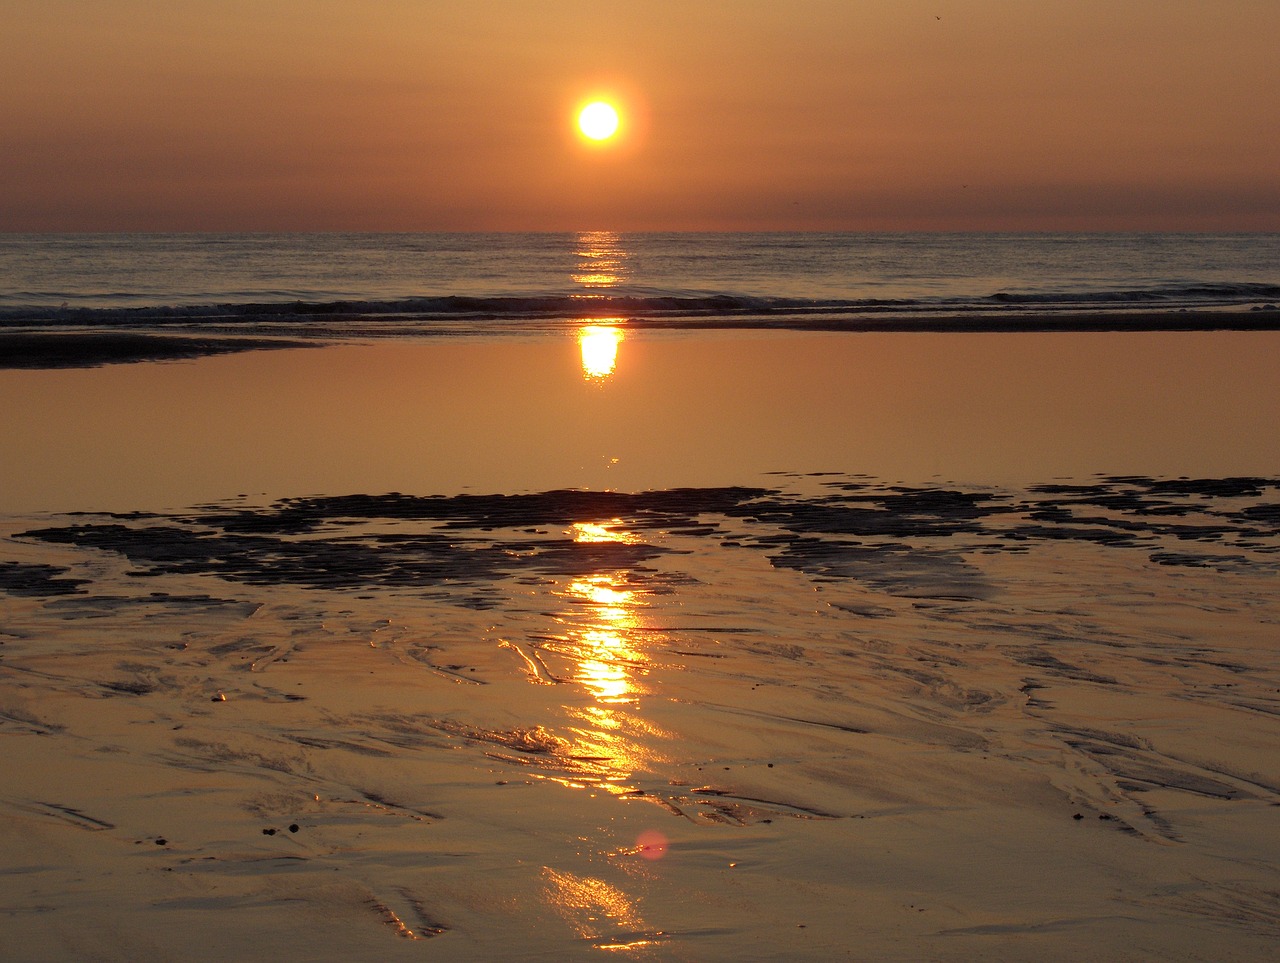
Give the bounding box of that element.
[2,474,1279,959]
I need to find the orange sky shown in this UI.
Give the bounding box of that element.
[3,0,1277,232]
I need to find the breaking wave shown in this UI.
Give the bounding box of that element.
[3,282,1279,332]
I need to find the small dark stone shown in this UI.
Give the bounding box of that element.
[1099,813,1114,821]
[288,823,299,833]
[1072,813,1084,820]
[263,828,277,836]
[767,763,774,768]
[155,838,167,846]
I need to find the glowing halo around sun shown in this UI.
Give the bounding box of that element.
[578,101,620,141]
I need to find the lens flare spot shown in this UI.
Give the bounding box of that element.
[635,829,668,860]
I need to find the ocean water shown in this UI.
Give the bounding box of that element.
[1,232,1278,329]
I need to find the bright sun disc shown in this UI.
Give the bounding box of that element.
[578,101,619,141]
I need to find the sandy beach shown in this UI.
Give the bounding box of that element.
[3,329,1279,960]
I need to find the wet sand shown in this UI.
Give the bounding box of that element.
[2,332,1279,960]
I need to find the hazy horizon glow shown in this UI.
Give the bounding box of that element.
[4,0,1277,232]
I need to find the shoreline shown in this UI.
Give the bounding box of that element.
[3,308,1280,369]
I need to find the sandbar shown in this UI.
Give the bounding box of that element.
[0,331,314,369]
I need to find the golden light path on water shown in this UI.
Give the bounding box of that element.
[572,230,628,288]
[537,520,673,939]
[552,233,673,919]
[573,231,627,380]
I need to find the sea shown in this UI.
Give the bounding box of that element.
[1,232,1278,332]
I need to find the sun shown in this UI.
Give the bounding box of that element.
[578,101,620,141]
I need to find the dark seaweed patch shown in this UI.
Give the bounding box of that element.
[1241,503,1280,526]
[201,487,771,536]
[20,522,673,593]
[17,477,1280,598]
[0,561,87,596]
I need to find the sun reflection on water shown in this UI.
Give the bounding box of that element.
[562,704,669,794]
[572,520,641,545]
[579,324,624,381]
[541,866,655,946]
[499,515,680,799]
[572,230,628,289]
[555,521,653,711]
[560,573,645,705]
[573,232,628,382]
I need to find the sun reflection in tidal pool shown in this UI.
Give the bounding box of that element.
[564,703,669,791]
[579,325,623,381]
